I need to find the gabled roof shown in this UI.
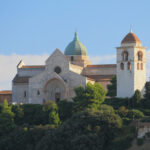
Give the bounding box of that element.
[13,75,30,84]
[21,65,45,69]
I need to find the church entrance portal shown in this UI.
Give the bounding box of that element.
[44,78,66,102]
[55,93,61,102]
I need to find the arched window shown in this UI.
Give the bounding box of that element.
[128,62,131,70]
[137,63,139,70]
[122,51,128,61]
[120,63,124,70]
[137,51,143,61]
[141,63,143,70]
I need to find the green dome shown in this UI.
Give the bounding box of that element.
[64,32,88,56]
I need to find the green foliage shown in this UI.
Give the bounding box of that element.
[137,138,144,146]
[108,126,135,150]
[99,104,115,113]
[0,125,54,150]
[2,100,14,116]
[118,106,129,117]
[0,113,16,136]
[127,109,144,119]
[107,75,117,97]
[131,90,142,107]
[12,105,24,125]
[104,98,130,109]
[57,100,74,122]
[36,109,122,150]
[140,99,150,109]
[73,82,106,111]
[43,101,60,126]
[144,81,150,100]
[21,104,47,125]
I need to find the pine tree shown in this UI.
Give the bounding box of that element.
[107,75,116,97]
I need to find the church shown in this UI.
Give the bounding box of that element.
[12,31,146,104]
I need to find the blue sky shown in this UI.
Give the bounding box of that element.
[1,0,150,90]
[0,0,150,56]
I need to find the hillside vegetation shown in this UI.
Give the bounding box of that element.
[0,80,150,150]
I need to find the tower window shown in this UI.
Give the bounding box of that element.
[128,62,131,70]
[137,51,143,61]
[71,56,74,61]
[137,63,139,70]
[24,91,27,97]
[141,63,143,70]
[37,90,40,95]
[122,51,128,61]
[120,63,124,70]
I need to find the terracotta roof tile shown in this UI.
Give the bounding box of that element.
[121,32,141,44]
[0,90,12,95]
[21,65,45,69]
[13,75,30,84]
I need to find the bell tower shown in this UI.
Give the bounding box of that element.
[116,30,146,98]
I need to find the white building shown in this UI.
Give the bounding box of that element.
[12,31,146,104]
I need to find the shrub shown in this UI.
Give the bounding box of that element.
[127,109,144,119]
[137,138,144,146]
[57,100,74,122]
[118,106,128,117]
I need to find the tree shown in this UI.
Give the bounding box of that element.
[0,100,15,136]
[73,82,106,111]
[57,100,74,122]
[36,109,122,150]
[127,109,144,119]
[132,90,142,107]
[43,100,60,126]
[1,99,13,115]
[12,104,24,125]
[107,75,116,97]
[144,81,150,100]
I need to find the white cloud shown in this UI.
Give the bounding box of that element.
[0,51,150,90]
[0,54,49,90]
[90,54,116,64]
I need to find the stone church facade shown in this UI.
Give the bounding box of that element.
[12,31,146,104]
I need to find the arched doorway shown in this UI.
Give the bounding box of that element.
[43,78,66,102]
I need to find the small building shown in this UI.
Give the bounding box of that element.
[137,122,150,138]
[0,90,12,104]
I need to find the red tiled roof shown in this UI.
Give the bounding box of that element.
[0,90,12,95]
[21,65,45,69]
[121,32,141,44]
[13,75,30,84]
[87,64,116,68]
